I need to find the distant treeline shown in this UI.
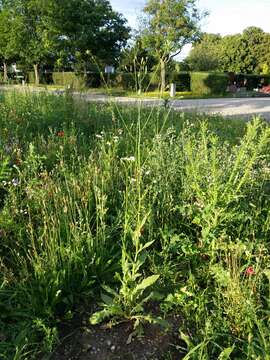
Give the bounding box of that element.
[185,27,270,75]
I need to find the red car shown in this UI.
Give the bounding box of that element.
[260,85,270,94]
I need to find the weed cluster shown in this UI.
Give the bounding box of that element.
[0,91,270,359]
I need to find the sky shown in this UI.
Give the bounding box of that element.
[110,0,270,59]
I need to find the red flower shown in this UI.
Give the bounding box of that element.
[15,158,22,165]
[57,131,65,137]
[245,266,255,276]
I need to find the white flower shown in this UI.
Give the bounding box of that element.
[12,178,20,186]
[121,156,135,162]
[95,134,103,139]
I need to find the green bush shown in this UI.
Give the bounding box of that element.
[112,72,153,91]
[27,72,36,84]
[52,72,84,89]
[27,71,52,85]
[191,72,229,95]
[114,72,135,90]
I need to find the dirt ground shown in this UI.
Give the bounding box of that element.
[51,311,185,360]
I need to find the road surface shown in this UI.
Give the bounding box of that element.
[78,93,270,120]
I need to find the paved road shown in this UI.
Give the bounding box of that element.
[78,93,270,120]
[170,97,270,119]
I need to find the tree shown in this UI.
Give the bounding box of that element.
[3,0,58,85]
[50,0,130,73]
[2,0,129,84]
[119,36,158,73]
[187,33,222,71]
[241,27,265,73]
[0,1,24,82]
[192,27,270,75]
[141,0,204,91]
[0,9,13,81]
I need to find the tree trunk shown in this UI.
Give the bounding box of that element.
[160,58,166,93]
[3,62,8,83]
[33,64,40,85]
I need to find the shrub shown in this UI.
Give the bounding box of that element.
[27,71,53,85]
[26,71,102,89]
[114,73,135,90]
[191,72,229,95]
[27,72,36,84]
[113,72,154,91]
[52,72,83,89]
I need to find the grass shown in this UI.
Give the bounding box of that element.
[0,90,270,359]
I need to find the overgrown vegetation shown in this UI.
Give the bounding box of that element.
[0,91,270,359]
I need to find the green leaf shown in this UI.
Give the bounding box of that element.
[180,331,194,350]
[101,284,119,298]
[89,309,112,325]
[89,304,122,325]
[139,239,155,253]
[217,346,235,360]
[133,274,159,294]
[101,293,113,305]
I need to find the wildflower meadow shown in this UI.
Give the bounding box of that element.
[0,91,270,359]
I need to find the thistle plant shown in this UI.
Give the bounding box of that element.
[90,113,162,336]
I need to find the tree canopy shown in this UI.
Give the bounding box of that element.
[0,0,130,84]
[187,27,270,74]
[141,0,204,91]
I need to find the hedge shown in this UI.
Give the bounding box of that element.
[191,72,229,95]
[23,70,270,93]
[52,72,86,89]
[168,72,191,91]
[27,71,52,84]
[27,71,102,88]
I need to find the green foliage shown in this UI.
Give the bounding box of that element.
[52,72,85,89]
[0,91,270,359]
[142,0,204,90]
[49,0,130,70]
[187,33,222,72]
[191,72,229,95]
[188,27,270,74]
[119,36,158,73]
[0,0,130,84]
[168,71,191,91]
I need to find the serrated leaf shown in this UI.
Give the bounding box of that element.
[89,305,122,325]
[89,309,111,325]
